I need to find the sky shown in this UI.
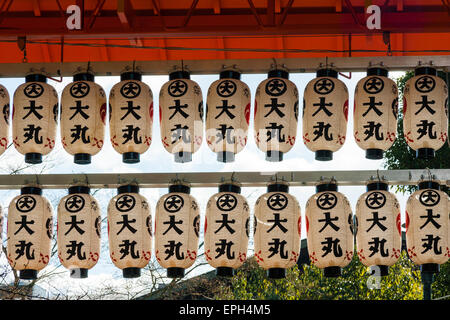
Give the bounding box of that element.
[0,69,412,299]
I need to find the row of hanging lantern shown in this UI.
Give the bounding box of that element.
[1,63,448,164]
[3,178,448,280]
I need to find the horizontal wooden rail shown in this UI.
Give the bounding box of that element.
[0,169,448,190]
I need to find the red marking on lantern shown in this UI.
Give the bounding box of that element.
[445,247,450,258]
[195,136,202,146]
[345,250,353,261]
[162,137,169,147]
[13,136,20,148]
[204,216,207,233]
[255,250,264,263]
[407,246,417,258]
[143,251,151,260]
[187,250,197,261]
[404,131,414,143]
[159,105,162,123]
[396,213,401,235]
[305,215,309,233]
[90,252,99,262]
[0,137,7,149]
[100,103,107,124]
[149,102,154,121]
[92,137,103,149]
[405,211,410,233]
[391,248,400,259]
[155,250,161,262]
[354,131,361,142]
[144,136,152,146]
[337,134,345,145]
[205,249,212,261]
[357,249,365,260]
[402,97,407,114]
[110,135,119,147]
[297,216,301,235]
[343,100,349,121]
[245,103,251,125]
[239,252,246,262]
[439,132,447,142]
[287,135,295,146]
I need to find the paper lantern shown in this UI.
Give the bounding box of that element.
[206,70,251,162]
[405,180,449,274]
[204,182,249,276]
[57,185,101,278]
[303,68,349,161]
[355,181,402,276]
[12,73,58,164]
[155,183,200,278]
[253,181,301,279]
[403,66,448,159]
[354,67,399,159]
[7,186,53,280]
[159,70,203,163]
[305,182,354,277]
[60,71,107,164]
[109,70,153,163]
[107,184,152,278]
[0,84,10,155]
[254,68,299,161]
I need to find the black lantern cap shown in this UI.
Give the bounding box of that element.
[219,70,241,80]
[366,182,389,192]
[267,268,286,279]
[268,69,289,80]
[74,153,91,165]
[174,151,192,163]
[21,186,42,195]
[316,183,338,193]
[73,72,95,82]
[118,184,140,194]
[418,181,440,191]
[169,70,190,80]
[167,267,185,278]
[169,184,191,194]
[267,182,289,193]
[69,185,90,195]
[266,150,283,162]
[367,67,388,77]
[123,267,141,278]
[315,150,333,161]
[219,183,241,194]
[217,151,235,163]
[216,267,234,277]
[70,268,88,279]
[25,152,43,164]
[121,71,142,81]
[420,263,440,274]
[123,152,140,164]
[25,74,47,83]
[366,148,384,160]
[316,68,338,78]
[416,148,435,160]
[19,269,38,280]
[323,266,341,277]
[415,66,437,76]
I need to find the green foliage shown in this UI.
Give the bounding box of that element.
[215,253,423,300]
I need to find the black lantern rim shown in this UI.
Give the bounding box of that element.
[267,182,289,193]
[268,69,289,79]
[73,72,95,82]
[316,182,338,193]
[218,183,241,194]
[120,71,142,81]
[169,70,190,80]
[219,70,241,80]
[25,74,47,83]
[21,186,43,195]
[418,181,440,191]
[117,184,140,194]
[169,184,191,194]
[366,182,389,192]
[414,66,437,76]
[68,185,90,195]
[367,67,388,77]
[316,68,338,78]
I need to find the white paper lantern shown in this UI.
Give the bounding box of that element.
[57,185,101,278]
[155,183,200,278]
[159,70,203,163]
[109,70,153,163]
[354,67,399,159]
[254,68,299,161]
[107,184,152,278]
[60,71,107,164]
[0,84,10,155]
[12,73,58,164]
[305,182,354,277]
[253,181,301,278]
[303,69,349,161]
[405,180,449,275]
[403,66,448,159]
[206,70,251,162]
[7,186,53,279]
[355,181,402,276]
[204,182,249,276]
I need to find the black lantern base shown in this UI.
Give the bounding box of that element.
[323,266,341,278]
[421,263,440,274]
[174,151,192,163]
[70,268,88,279]
[371,265,389,277]
[315,150,333,161]
[123,152,140,164]
[366,148,383,160]
[216,267,234,277]
[266,150,283,162]
[217,151,235,163]
[25,153,42,164]
[167,267,185,278]
[267,268,286,279]
[416,148,435,159]
[20,269,38,280]
[74,153,91,165]
[123,267,141,278]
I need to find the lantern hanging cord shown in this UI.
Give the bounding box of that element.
[1,39,450,55]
